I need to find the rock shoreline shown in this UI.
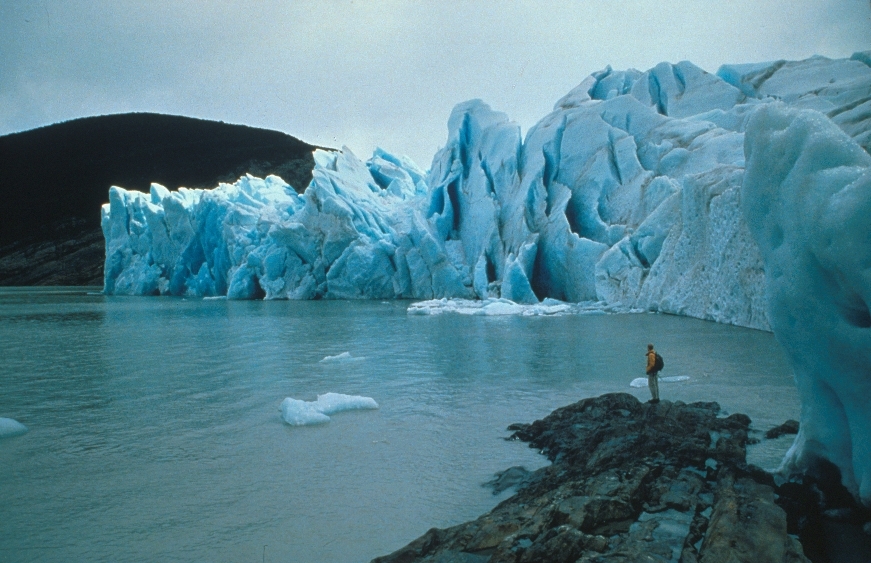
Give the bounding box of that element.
[372,393,870,563]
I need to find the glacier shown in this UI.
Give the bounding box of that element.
[103,53,871,332]
[102,52,871,504]
[742,103,871,506]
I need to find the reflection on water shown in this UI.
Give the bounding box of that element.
[0,310,105,323]
[0,288,799,563]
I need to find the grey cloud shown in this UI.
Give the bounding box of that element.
[1,0,870,168]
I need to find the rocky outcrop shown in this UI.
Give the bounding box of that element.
[0,113,324,286]
[0,218,104,285]
[372,394,813,563]
[765,420,800,440]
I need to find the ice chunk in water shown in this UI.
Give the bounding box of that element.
[0,417,28,438]
[319,352,364,363]
[280,399,332,426]
[316,392,379,414]
[662,376,690,383]
[630,376,690,388]
[280,393,379,426]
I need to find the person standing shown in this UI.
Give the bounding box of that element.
[646,343,660,403]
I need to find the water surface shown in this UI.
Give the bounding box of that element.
[0,288,799,562]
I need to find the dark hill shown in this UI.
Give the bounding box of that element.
[0,113,326,286]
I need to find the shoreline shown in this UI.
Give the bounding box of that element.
[371,393,870,563]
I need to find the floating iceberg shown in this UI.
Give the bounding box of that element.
[0,417,28,438]
[280,393,379,426]
[630,376,691,388]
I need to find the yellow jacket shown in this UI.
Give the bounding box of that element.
[646,350,657,374]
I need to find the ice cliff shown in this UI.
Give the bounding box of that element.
[743,103,871,506]
[103,53,871,333]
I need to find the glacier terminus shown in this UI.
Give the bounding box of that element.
[102,53,871,507]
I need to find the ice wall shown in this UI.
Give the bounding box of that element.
[102,53,871,333]
[743,104,871,506]
[103,149,473,300]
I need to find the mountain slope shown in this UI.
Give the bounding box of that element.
[0,113,324,285]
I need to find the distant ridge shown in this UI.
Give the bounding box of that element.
[0,113,327,285]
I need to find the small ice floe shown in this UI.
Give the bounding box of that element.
[280,393,379,426]
[203,296,227,300]
[319,351,364,363]
[407,298,642,317]
[0,417,28,438]
[662,376,691,383]
[630,376,691,388]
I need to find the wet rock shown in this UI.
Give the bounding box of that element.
[701,471,805,562]
[371,393,810,563]
[644,467,706,513]
[774,458,871,562]
[765,420,800,439]
[484,467,532,495]
[516,525,604,563]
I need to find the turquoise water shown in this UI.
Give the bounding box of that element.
[0,288,799,563]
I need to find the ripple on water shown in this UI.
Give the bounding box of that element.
[0,290,799,562]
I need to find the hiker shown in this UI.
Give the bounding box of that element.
[646,343,661,403]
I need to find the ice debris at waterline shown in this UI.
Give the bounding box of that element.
[629,376,690,388]
[280,393,378,426]
[742,103,871,507]
[103,53,871,334]
[407,297,639,316]
[0,418,28,438]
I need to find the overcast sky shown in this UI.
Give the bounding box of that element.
[2,1,870,168]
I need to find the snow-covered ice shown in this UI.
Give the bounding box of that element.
[0,417,28,438]
[280,393,379,426]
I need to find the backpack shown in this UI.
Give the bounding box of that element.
[654,352,664,372]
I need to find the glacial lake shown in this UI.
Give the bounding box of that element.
[0,288,800,563]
